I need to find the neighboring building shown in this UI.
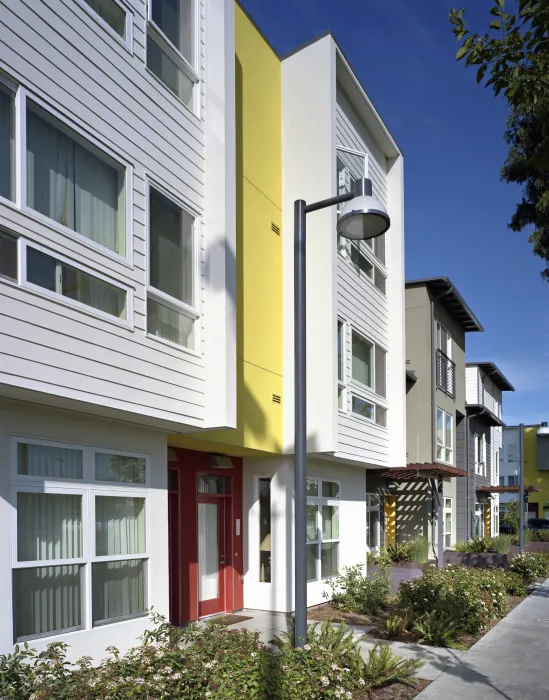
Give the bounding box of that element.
[0,1,406,657]
[462,362,514,539]
[400,277,483,556]
[500,423,549,522]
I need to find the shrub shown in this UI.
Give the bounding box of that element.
[362,644,423,690]
[407,535,430,563]
[533,530,549,542]
[385,614,410,639]
[510,551,549,582]
[503,500,520,533]
[325,563,390,615]
[490,534,514,554]
[412,611,464,649]
[500,570,529,597]
[454,536,491,553]
[384,542,412,563]
[398,565,508,635]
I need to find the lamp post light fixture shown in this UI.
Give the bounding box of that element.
[293,177,390,647]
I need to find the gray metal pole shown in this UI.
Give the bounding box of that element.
[519,423,525,551]
[437,476,444,567]
[294,200,307,647]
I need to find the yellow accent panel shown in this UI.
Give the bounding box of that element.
[235,4,282,210]
[524,427,549,518]
[385,496,397,546]
[485,502,491,535]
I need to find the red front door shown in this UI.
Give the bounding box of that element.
[197,495,227,617]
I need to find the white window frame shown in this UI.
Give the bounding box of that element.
[337,319,347,413]
[0,228,19,284]
[436,408,454,465]
[145,177,201,355]
[10,436,150,642]
[350,393,388,428]
[21,238,133,328]
[73,0,134,51]
[306,478,340,582]
[0,75,16,208]
[366,493,381,551]
[475,433,486,477]
[443,497,453,549]
[436,322,452,359]
[255,474,273,584]
[146,0,200,116]
[350,328,387,398]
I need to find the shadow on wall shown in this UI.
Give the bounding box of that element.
[397,480,432,543]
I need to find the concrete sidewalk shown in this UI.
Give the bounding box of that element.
[416,580,549,699]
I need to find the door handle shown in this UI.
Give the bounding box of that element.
[219,556,225,565]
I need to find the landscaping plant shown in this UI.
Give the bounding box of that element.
[500,570,529,597]
[385,614,411,639]
[490,534,514,554]
[384,542,412,563]
[324,563,390,615]
[407,535,430,564]
[510,551,549,582]
[412,611,464,649]
[362,644,423,690]
[454,536,491,553]
[532,530,549,542]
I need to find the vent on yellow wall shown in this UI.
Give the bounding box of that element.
[271,222,281,235]
[272,394,281,404]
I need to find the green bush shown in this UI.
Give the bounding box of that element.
[500,570,529,597]
[384,542,412,563]
[325,563,390,615]
[398,565,508,635]
[510,551,549,582]
[362,644,423,690]
[407,535,430,564]
[385,614,410,639]
[503,500,520,533]
[533,530,549,542]
[490,534,514,554]
[454,536,491,553]
[412,611,464,649]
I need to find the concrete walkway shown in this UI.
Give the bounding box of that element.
[416,579,549,698]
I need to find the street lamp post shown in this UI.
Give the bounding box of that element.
[294,178,391,647]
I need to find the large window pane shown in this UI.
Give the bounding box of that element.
[95,496,146,556]
[259,477,271,583]
[151,0,194,65]
[350,244,373,278]
[307,505,318,542]
[0,230,17,281]
[322,481,340,499]
[337,320,344,382]
[352,331,373,387]
[321,542,338,578]
[445,413,453,449]
[147,35,194,107]
[307,544,317,582]
[374,234,386,266]
[92,559,145,624]
[374,267,386,295]
[147,297,194,348]
[322,506,339,540]
[18,493,82,561]
[83,0,126,37]
[376,405,387,428]
[0,85,13,201]
[306,478,318,497]
[95,453,146,484]
[198,474,229,494]
[375,345,386,398]
[352,395,374,420]
[27,248,127,319]
[26,104,125,255]
[14,565,83,640]
[17,443,83,479]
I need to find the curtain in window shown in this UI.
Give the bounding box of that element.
[62,265,126,318]
[375,346,386,398]
[352,333,373,387]
[152,0,194,64]
[147,297,194,347]
[17,443,83,479]
[92,559,145,623]
[95,496,145,556]
[0,86,12,200]
[17,493,82,561]
[198,503,218,601]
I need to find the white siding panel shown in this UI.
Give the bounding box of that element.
[465,366,480,405]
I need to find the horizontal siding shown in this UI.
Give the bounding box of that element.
[465,366,479,405]
[0,0,209,426]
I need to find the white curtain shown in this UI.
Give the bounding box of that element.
[198,503,218,602]
[95,453,146,484]
[95,496,145,556]
[92,559,145,623]
[61,265,126,318]
[147,297,193,347]
[17,443,83,479]
[0,86,12,200]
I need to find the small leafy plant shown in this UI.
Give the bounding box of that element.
[510,551,549,582]
[324,563,390,615]
[384,542,412,563]
[362,643,423,690]
[407,535,430,564]
[385,614,410,639]
[412,611,464,649]
[490,534,514,554]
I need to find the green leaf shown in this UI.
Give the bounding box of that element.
[456,46,469,60]
[490,20,501,29]
[496,0,504,6]
[476,64,488,83]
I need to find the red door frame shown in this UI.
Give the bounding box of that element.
[168,448,243,624]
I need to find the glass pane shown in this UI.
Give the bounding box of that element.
[95,453,146,483]
[321,542,338,578]
[322,481,340,499]
[83,0,126,37]
[14,565,82,640]
[307,543,317,582]
[337,321,343,382]
[198,503,219,601]
[307,505,318,542]
[374,267,386,294]
[436,409,444,445]
[350,244,373,278]
[259,478,271,583]
[444,534,451,549]
[336,151,365,196]
[147,35,194,107]
[376,405,387,428]
[95,496,146,556]
[168,469,179,492]
[367,508,380,548]
[151,0,194,64]
[147,297,195,348]
[0,85,13,201]
[322,506,339,540]
[198,474,229,494]
[446,448,453,464]
[436,445,443,460]
[374,234,386,266]
[92,559,145,624]
[27,105,124,254]
[27,247,56,292]
[0,230,16,280]
[375,345,387,398]
[351,331,373,387]
[352,395,374,420]
[445,511,452,534]
[17,442,83,479]
[445,414,453,449]
[18,493,82,561]
[306,478,318,497]
[444,498,452,509]
[338,385,345,410]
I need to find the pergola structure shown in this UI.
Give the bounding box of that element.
[372,463,467,566]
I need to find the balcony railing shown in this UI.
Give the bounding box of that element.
[436,349,456,398]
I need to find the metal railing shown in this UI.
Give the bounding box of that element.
[436,349,456,398]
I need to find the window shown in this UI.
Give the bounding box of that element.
[337,320,346,410]
[508,475,518,487]
[147,0,197,109]
[12,439,149,641]
[0,229,17,281]
[306,478,340,581]
[436,408,453,464]
[444,498,452,549]
[494,450,500,486]
[351,330,386,397]
[258,477,271,583]
[147,185,198,349]
[436,323,451,358]
[0,82,14,201]
[26,101,126,256]
[26,247,127,321]
[493,504,499,535]
[366,494,380,550]
[351,395,387,427]
[499,476,505,487]
[474,434,487,476]
[80,0,128,39]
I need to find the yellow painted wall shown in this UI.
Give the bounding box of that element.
[384,496,397,546]
[171,4,283,456]
[524,427,549,518]
[485,501,491,535]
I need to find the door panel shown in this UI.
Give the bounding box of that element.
[198,497,225,617]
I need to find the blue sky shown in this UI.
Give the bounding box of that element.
[240,0,549,426]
